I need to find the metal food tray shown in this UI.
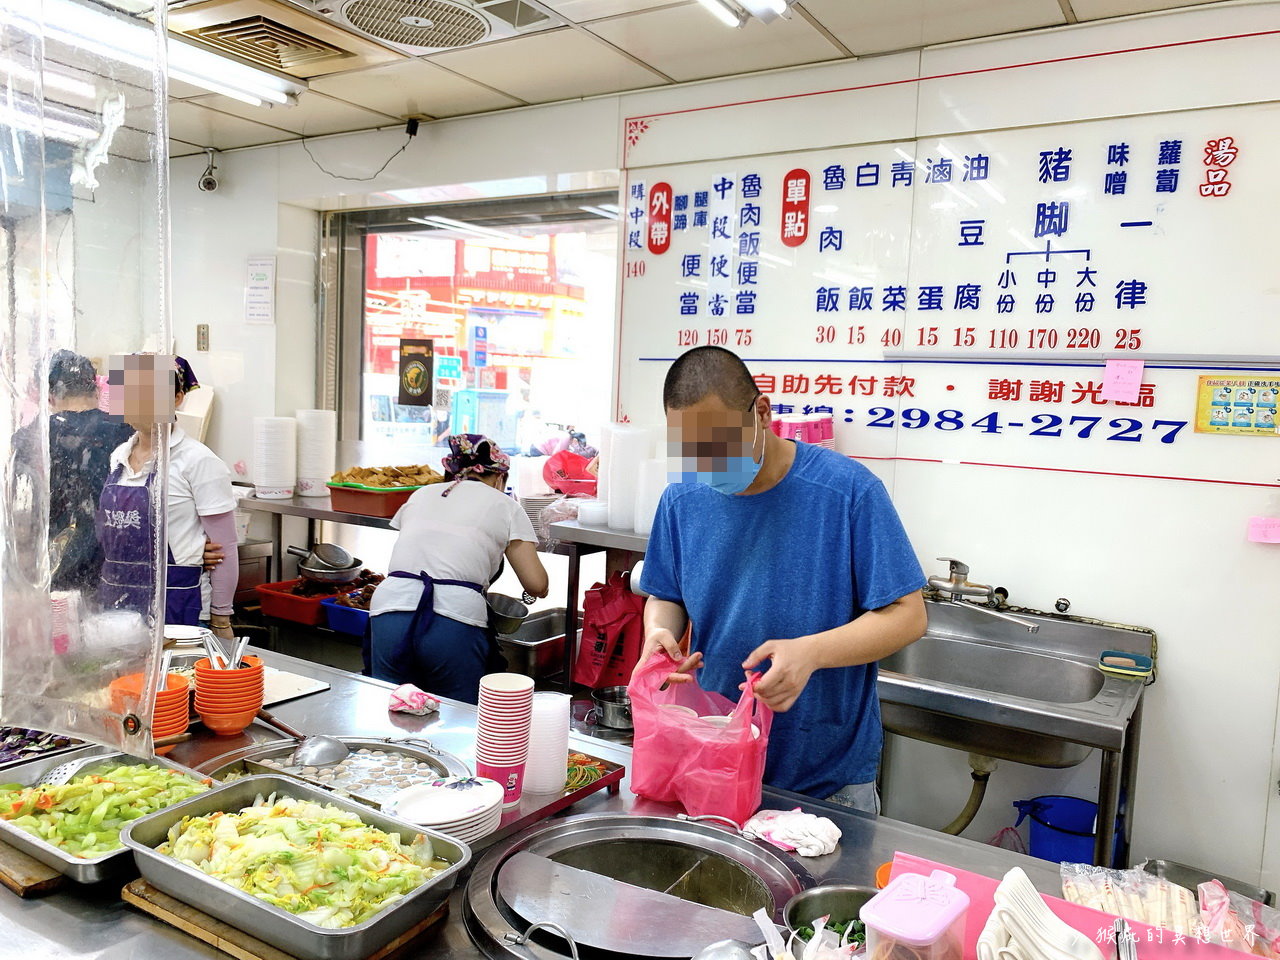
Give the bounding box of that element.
[0,746,210,883]
[120,774,471,960]
[0,736,84,772]
[200,736,471,808]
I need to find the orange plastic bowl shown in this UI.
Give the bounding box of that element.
[111,671,189,696]
[198,710,258,736]
[194,655,262,673]
[194,677,264,698]
[194,699,261,715]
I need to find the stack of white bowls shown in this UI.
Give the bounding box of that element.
[384,776,504,844]
[253,416,297,499]
[295,409,337,497]
[523,693,572,794]
[475,673,534,806]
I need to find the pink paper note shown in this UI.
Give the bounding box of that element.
[1100,359,1145,403]
[1248,516,1280,543]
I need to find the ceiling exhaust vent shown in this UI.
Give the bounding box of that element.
[323,0,560,54]
[184,15,350,71]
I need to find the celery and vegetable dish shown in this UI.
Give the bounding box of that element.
[0,764,209,857]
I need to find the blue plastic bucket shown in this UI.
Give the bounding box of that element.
[1014,795,1121,864]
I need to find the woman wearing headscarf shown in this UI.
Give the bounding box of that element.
[97,355,239,639]
[369,434,549,703]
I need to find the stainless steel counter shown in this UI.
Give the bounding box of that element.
[0,650,1062,960]
[547,519,649,554]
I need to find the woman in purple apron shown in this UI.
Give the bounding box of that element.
[368,435,550,703]
[97,355,237,632]
[97,466,202,624]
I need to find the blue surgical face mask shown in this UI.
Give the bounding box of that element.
[703,412,764,496]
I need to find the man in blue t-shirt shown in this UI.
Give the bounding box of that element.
[637,346,927,812]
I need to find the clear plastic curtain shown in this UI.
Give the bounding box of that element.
[0,0,169,754]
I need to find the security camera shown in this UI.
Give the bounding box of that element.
[198,149,219,193]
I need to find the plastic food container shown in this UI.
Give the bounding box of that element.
[321,594,370,636]
[860,869,969,960]
[326,483,421,518]
[255,579,328,626]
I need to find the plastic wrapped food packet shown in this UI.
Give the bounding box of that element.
[1226,889,1280,959]
[1060,863,1197,935]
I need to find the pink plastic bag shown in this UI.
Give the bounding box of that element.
[627,652,773,826]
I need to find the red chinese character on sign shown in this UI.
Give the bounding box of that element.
[1199,168,1231,197]
[814,374,843,395]
[781,374,810,394]
[1071,381,1105,405]
[646,182,672,254]
[752,374,777,393]
[1112,384,1156,408]
[988,379,1023,401]
[883,376,916,398]
[1203,137,1238,167]
[780,169,811,248]
[1028,380,1064,403]
[849,376,878,395]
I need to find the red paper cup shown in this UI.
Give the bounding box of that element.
[477,760,526,806]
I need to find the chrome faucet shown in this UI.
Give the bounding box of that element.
[926,557,1039,633]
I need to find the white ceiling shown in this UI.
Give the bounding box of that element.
[166,0,1231,158]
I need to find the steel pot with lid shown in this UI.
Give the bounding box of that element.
[588,686,632,730]
[287,543,362,583]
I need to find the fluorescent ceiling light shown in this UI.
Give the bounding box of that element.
[739,0,788,21]
[599,203,620,213]
[695,0,746,28]
[579,205,619,220]
[2,0,306,107]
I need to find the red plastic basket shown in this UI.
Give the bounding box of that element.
[254,580,328,626]
[327,484,417,519]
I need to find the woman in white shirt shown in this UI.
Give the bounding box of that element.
[369,434,549,703]
[97,355,238,640]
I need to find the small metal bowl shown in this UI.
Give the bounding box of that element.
[487,593,530,635]
[784,884,878,938]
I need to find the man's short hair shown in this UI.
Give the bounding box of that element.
[663,346,759,411]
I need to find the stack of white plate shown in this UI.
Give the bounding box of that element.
[384,776,504,845]
[519,495,559,537]
[253,416,297,499]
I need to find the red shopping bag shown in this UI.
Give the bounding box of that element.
[571,571,646,688]
[628,651,773,826]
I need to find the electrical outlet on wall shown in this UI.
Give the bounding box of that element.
[196,324,209,352]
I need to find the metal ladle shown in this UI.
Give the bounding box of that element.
[253,708,351,766]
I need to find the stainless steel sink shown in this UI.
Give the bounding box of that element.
[876,599,1152,768]
[883,635,1105,704]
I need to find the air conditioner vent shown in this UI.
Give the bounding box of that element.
[340,0,491,49]
[187,15,351,70]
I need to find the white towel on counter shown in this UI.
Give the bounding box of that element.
[743,808,841,857]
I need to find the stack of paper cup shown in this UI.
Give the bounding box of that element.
[524,693,572,794]
[607,425,650,531]
[475,672,535,806]
[295,409,337,497]
[253,417,297,499]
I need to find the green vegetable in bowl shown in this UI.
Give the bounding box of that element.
[0,764,209,857]
[159,794,451,928]
[797,917,866,946]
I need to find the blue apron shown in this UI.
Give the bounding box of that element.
[387,570,486,640]
[97,463,203,624]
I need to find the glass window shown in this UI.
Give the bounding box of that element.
[325,194,619,462]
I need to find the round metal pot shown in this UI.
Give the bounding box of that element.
[783,884,877,937]
[589,686,632,730]
[288,543,363,583]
